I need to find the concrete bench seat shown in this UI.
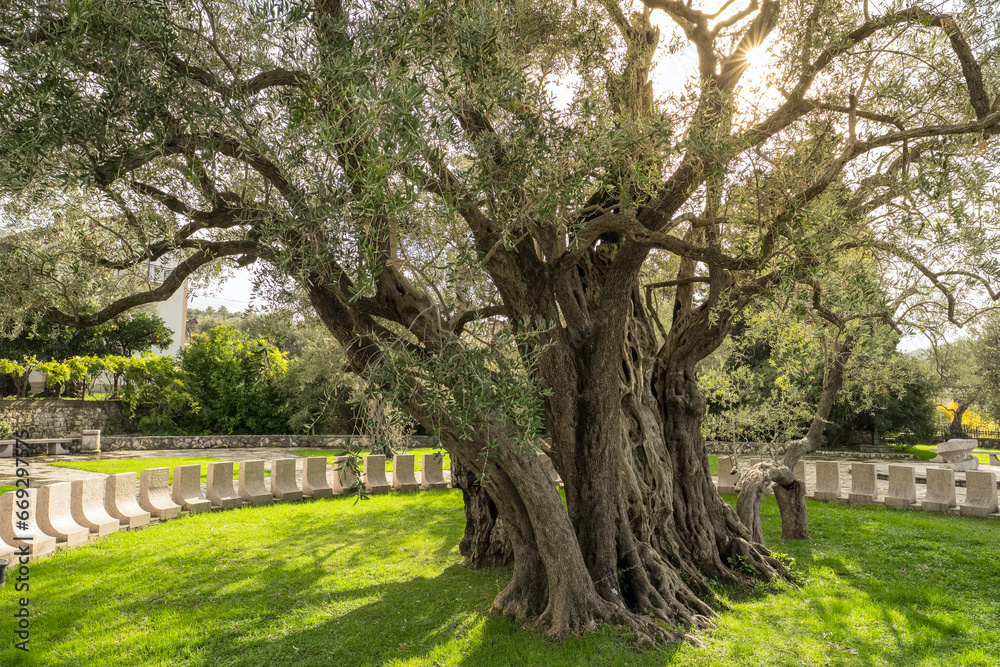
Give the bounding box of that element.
[238,460,273,506]
[71,478,121,537]
[363,455,391,494]
[332,456,360,495]
[138,468,183,520]
[171,465,212,513]
[922,468,957,513]
[302,458,334,499]
[421,453,450,490]
[392,455,419,493]
[37,482,90,547]
[848,462,879,505]
[206,462,243,509]
[0,490,58,558]
[105,473,151,529]
[270,459,303,502]
[883,465,917,510]
[961,471,998,517]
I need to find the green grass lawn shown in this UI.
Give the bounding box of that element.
[0,484,16,495]
[1,484,996,666]
[290,447,451,472]
[48,457,267,482]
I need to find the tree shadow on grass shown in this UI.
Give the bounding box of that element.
[739,499,1000,666]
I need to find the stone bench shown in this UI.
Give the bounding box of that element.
[206,462,243,510]
[813,461,842,502]
[0,438,75,457]
[421,453,449,490]
[71,478,121,537]
[0,489,57,558]
[37,482,90,547]
[717,456,738,495]
[270,459,303,502]
[921,468,957,513]
[848,462,878,505]
[391,455,419,493]
[960,471,998,517]
[363,455,391,495]
[302,457,334,499]
[139,468,183,520]
[105,473,151,529]
[883,465,917,510]
[171,465,212,513]
[332,455,360,495]
[238,460,273,506]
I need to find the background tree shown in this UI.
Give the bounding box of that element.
[2,0,1000,643]
[922,337,987,436]
[0,312,171,395]
[180,325,288,434]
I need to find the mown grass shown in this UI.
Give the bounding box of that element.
[1,482,996,666]
[48,457,267,482]
[0,484,16,495]
[290,447,451,472]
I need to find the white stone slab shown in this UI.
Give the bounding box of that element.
[0,490,57,557]
[392,455,419,493]
[960,471,998,517]
[302,457,334,499]
[420,453,449,490]
[36,482,90,546]
[171,465,212,513]
[104,473,151,529]
[883,465,917,510]
[270,459,303,502]
[717,456,738,495]
[332,456,359,495]
[848,462,878,505]
[206,462,243,509]
[814,461,841,501]
[70,478,121,537]
[238,460,273,506]
[364,455,391,494]
[139,468,182,520]
[921,467,956,513]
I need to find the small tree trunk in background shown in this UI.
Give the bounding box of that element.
[773,480,808,539]
[949,403,968,437]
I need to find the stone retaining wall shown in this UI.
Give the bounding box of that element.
[0,399,123,439]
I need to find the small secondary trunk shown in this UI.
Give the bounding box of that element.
[773,480,808,540]
[451,453,513,569]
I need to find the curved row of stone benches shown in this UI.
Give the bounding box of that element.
[717,457,1000,518]
[0,453,451,561]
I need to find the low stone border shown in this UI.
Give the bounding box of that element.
[91,434,439,453]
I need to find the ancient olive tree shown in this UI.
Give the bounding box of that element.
[2,0,1000,643]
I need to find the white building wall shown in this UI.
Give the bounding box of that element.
[154,280,189,357]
